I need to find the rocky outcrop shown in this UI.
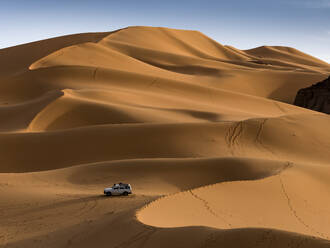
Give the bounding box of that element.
[294,76,330,114]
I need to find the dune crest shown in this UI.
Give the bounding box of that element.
[1,26,330,247]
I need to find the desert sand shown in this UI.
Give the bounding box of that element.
[0,26,330,248]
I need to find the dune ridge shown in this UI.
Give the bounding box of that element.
[0,26,330,247]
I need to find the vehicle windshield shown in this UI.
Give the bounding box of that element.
[111,183,130,189]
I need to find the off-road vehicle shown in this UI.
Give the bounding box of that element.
[104,183,132,196]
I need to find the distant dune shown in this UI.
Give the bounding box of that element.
[0,26,330,248]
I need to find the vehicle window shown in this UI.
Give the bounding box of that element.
[125,186,129,189]
[114,187,119,190]
[120,187,125,189]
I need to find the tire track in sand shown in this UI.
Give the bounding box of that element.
[189,190,232,228]
[225,121,244,155]
[279,165,329,240]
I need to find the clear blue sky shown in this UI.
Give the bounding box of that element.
[1,0,330,62]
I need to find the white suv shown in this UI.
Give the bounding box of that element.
[104,183,132,196]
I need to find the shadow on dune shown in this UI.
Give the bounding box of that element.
[67,157,289,193]
[28,97,224,131]
[132,58,224,76]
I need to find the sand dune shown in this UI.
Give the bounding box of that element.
[0,26,330,247]
[138,163,330,239]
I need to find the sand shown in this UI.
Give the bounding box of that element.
[0,26,330,248]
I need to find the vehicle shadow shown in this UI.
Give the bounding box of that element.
[102,194,135,198]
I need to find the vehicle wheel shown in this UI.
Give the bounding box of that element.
[123,192,128,196]
[106,192,112,196]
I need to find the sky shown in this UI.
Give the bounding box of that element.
[0,0,329,62]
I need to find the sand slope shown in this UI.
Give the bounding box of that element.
[0,26,330,248]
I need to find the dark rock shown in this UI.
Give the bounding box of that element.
[294,76,330,114]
